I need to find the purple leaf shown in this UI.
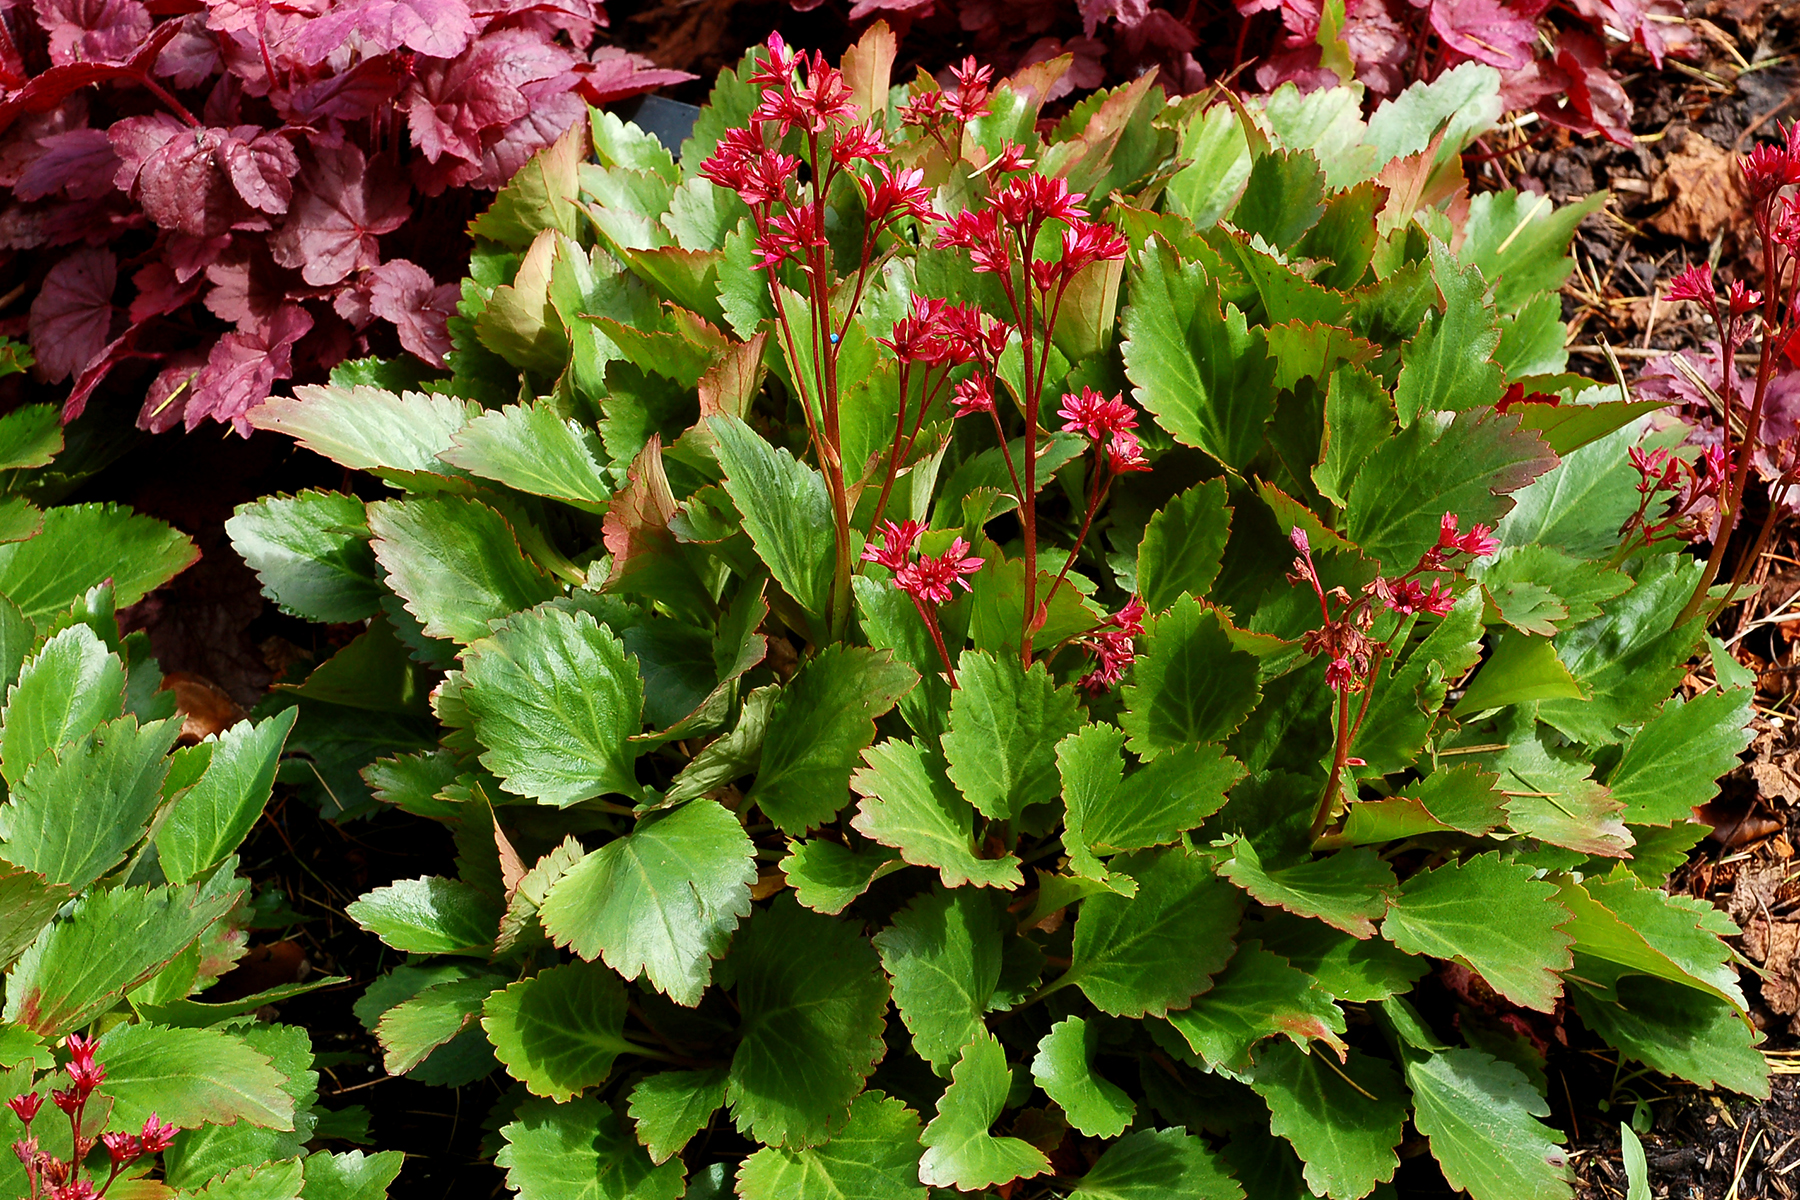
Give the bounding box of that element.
[184,302,313,431]
[129,260,203,322]
[295,0,478,63]
[153,13,223,88]
[134,125,253,238]
[137,352,208,433]
[1429,0,1543,72]
[14,128,119,200]
[34,0,154,67]
[28,246,116,383]
[221,126,299,214]
[274,54,405,125]
[368,258,458,366]
[404,28,572,166]
[269,142,410,286]
[108,111,186,191]
[573,46,697,105]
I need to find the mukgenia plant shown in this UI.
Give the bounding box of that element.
[233,37,1762,1200]
[0,382,401,1196]
[0,0,688,432]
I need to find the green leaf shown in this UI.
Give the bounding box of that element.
[226,492,381,624]
[1621,1124,1651,1200]
[541,800,754,1005]
[1031,1017,1135,1137]
[875,887,1007,1076]
[1492,420,1652,559]
[1571,971,1766,1097]
[737,1091,926,1200]
[750,646,916,834]
[663,685,773,806]
[1537,554,1708,745]
[1393,243,1505,424]
[464,605,644,805]
[1138,479,1232,612]
[1165,942,1346,1071]
[1121,598,1262,758]
[251,386,472,486]
[1557,870,1743,1007]
[1607,688,1753,825]
[300,1150,405,1200]
[850,739,1024,890]
[159,1022,317,1186]
[0,503,197,623]
[471,120,584,246]
[711,415,834,622]
[1124,241,1277,471]
[157,710,297,884]
[1061,727,1242,883]
[347,876,501,956]
[175,1159,306,1198]
[439,402,612,512]
[1221,838,1395,938]
[1255,912,1428,1002]
[727,895,891,1149]
[1247,1041,1405,1200]
[96,1021,294,1132]
[627,1068,728,1164]
[942,650,1081,821]
[1364,62,1501,165]
[1380,852,1572,1012]
[1454,632,1584,712]
[0,404,60,469]
[1069,1127,1244,1200]
[1404,1046,1572,1200]
[497,1096,685,1200]
[1345,407,1556,573]
[1,623,126,788]
[1065,846,1242,1017]
[779,839,901,916]
[1165,103,1253,226]
[482,960,632,1101]
[0,865,69,973]
[374,973,499,1078]
[5,870,240,1035]
[918,1031,1052,1191]
[1231,149,1326,251]
[2,714,179,890]
[368,497,557,645]
[1459,190,1603,315]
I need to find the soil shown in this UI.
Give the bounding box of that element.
[69,4,1800,1196]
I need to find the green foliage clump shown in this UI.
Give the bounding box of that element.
[233,37,1760,1200]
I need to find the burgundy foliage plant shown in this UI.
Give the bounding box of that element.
[0,0,690,431]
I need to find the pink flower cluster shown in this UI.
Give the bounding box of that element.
[1058,387,1149,475]
[10,1034,176,1200]
[1079,597,1146,695]
[1288,514,1492,694]
[862,520,986,607]
[700,34,940,276]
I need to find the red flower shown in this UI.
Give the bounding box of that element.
[1059,218,1128,278]
[945,57,993,122]
[896,538,985,605]
[880,297,950,364]
[1324,657,1358,692]
[101,1132,141,1167]
[935,209,1008,275]
[748,33,800,88]
[862,520,923,571]
[952,376,996,416]
[1384,578,1456,617]
[991,174,1085,230]
[1438,513,1499,558]
[1079,628,1138,694]
[1106,430,1151,475]
[65,1034,97,1069]
[754,204,826,271]
[1728,279,1763,317]
[1664,262,1715,305]
[11,1137,38,1171]
[861,163,937,227]
[50,1089,80,1116]
[48,1181,97,1200]
[138,1114,177,1155]
[991,142,1034,172]
[834,123,888,166]
[1057,387,1138,440]
[898,88,944,128]
[1740,141,1800,200]
[1108,596,1147,638]
[6,1094,41,1124]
